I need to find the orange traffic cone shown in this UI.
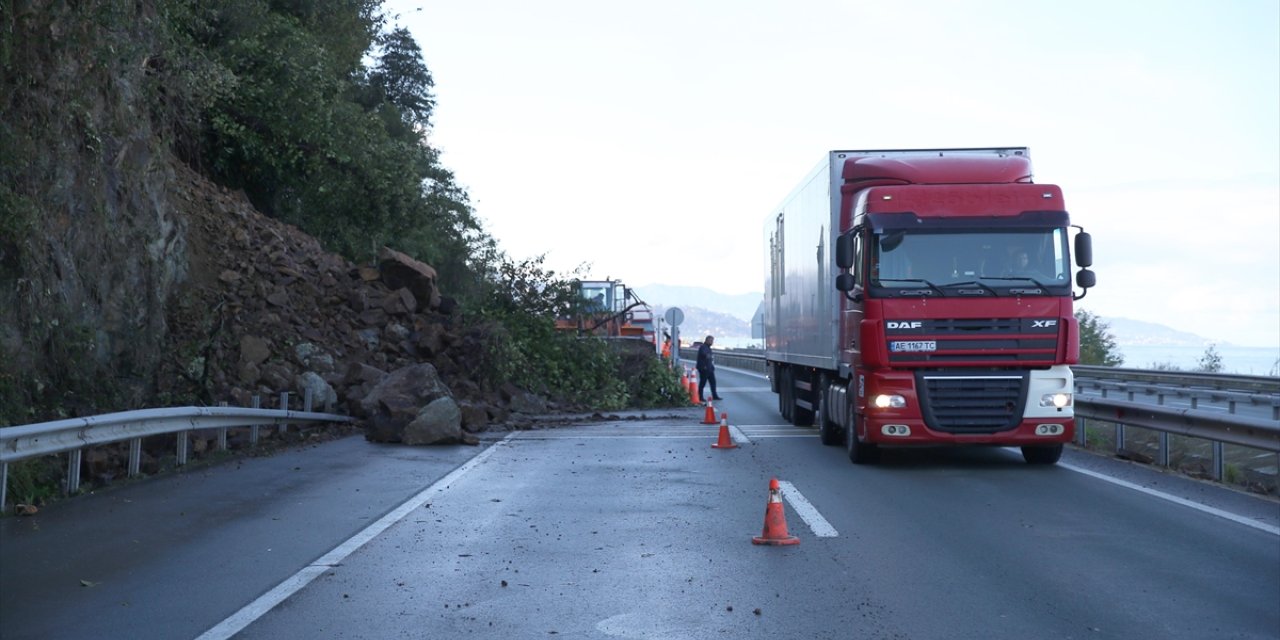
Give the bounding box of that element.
[702,401,717,424]
[711,413,737,449]
[687,372,699,405]
[752,477,799,545]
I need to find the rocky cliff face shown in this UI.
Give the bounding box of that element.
[0,3,514,432]
[1,2,193,418]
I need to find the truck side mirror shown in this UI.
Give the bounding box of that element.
[836,233,854,269]
[836,272,855,291]
[1073,268,1096,300]
[1074,231,1093,268]
[1076,268,1096,289]
[835,274,864,302]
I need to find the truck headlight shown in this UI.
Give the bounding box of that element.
[872,394,906,409]
[1040,392,1072,408]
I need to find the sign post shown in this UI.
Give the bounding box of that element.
[664,307,684,370]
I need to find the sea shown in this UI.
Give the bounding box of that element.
[1116,345,1280,376]
[712,338,1279,377]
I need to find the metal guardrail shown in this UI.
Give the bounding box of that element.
[1072,365,1280,394]
[0,392,353,514]
[1072,366,1280,420]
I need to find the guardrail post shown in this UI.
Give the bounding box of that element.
[1,462,8,514]
[1211,441,1224,481]
[278,392,290,435]
[1115,423,1125,454]
[1075,419,1087,447]
[250,395,261,445]
[128,439,141,477]
[176,427,189,466]
[1190,396,1198,409]
[1158,432,1170,467]
[217,401,229,451]
[66,449,82,495]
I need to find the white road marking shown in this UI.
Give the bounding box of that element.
[1057,461,1280,536]
[777,480,839,538]
[730,424,751,445]
[195,435,515,640]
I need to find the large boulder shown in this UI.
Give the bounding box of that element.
[377,246,441,310]
[295,371,338,411]
[402,396,473,445]
[359,363,453,443]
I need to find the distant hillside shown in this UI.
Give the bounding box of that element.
[649,305,750,340]
[634,284,1218,349]
[1101,317,1218,347]
[634,284,762,323]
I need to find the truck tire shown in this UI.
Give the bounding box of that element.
[845,410,879,464]
[817,379,841,446]
[1021,444,1063,465]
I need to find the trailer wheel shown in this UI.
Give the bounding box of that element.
[845,409,879,464]
[1021,444,1063,465]
[816,378,841,446]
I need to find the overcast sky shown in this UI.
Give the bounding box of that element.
[387,0,1279,347]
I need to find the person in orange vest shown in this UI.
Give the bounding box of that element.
[660,333,672,360]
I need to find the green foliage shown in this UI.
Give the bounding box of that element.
[170,0,481,270]
[1195,344,1223,373]
[626,353,688,408]
[1076,309,1124,366]
[473,255,678,410]
[4,457,64,509]
[366,27,435,127]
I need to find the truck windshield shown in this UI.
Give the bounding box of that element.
[871,229,1069,296]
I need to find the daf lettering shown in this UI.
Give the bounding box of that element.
[887,321,923,329]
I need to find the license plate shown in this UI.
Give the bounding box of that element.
[890,340,937,353]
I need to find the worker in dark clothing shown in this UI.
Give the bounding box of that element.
[696,335,721,403]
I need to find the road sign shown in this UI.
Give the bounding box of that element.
[664,307,684,327]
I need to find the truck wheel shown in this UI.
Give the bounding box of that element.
[1021,444,1063,465]
[845,411,879,464]
[817,380,841,446]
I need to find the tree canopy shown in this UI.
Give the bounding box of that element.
[1076,310,1124,367]
[163,0,485,296]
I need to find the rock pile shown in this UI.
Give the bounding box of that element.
[161,166,541,445]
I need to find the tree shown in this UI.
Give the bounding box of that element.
[1196,344,1223,373]
[1076,310,1124,366]
[367,27,436,128]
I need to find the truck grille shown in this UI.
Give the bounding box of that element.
[917,372,1028,434]
[885,317,1059,366]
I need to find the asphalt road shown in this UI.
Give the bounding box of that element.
[2,365,1278,639]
